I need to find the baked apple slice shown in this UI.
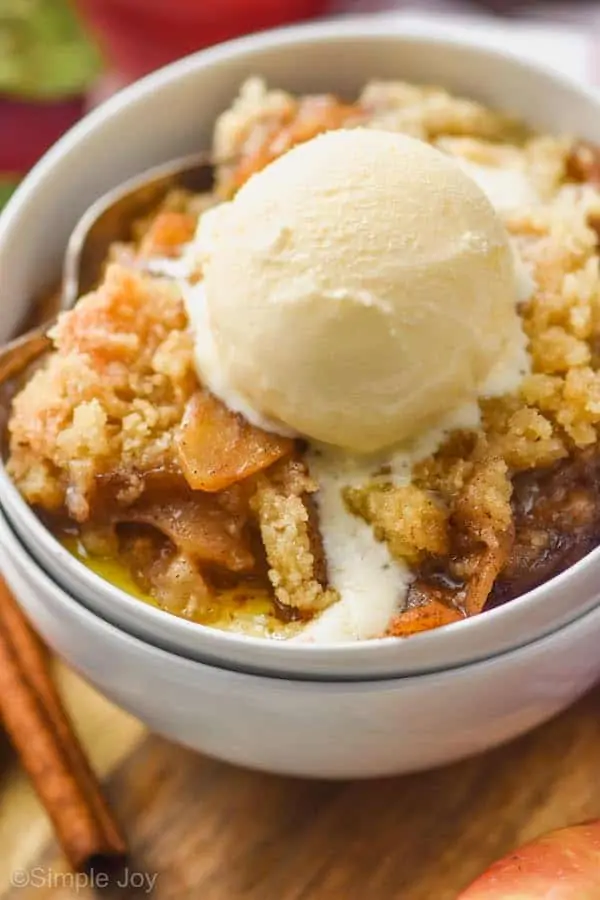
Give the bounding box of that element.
[176,390,294,492]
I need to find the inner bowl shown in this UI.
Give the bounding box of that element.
[2,19,600,679]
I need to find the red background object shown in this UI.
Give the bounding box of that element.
[0,97,85,176]
[1,1,328,186]
[77,0,330,80]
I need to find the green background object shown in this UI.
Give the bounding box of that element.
[0,180,17,206]
[0,0,101,210]
[0,0,100,99]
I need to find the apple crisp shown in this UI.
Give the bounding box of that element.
[7,78,600,640]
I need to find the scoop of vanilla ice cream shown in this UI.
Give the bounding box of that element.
[194,128,522,452]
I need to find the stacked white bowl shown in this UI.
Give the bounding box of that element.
[1,21,600,778]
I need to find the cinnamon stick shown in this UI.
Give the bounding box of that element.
[0,578,127,871]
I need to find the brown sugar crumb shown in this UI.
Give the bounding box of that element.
[530,326,591,373]
[498,192,600,456]
[7,265,197,521]
[344,483,449,567]
[453,455,513,542]
[413,431,478,499]
[251,458,338,612]
[482,398,567,471]
[416,436,514,533]
[522,368,600,447]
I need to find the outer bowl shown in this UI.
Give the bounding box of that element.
[1,503,600,779]
[2,20,600,679]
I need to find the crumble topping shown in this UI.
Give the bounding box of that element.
[8,265,196,520]
[344,483,450,567]
[251,458,338,613]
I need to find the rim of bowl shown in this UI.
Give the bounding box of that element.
[2,18,600,674]
[3,499,600,687]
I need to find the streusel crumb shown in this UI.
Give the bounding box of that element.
[344,483,449,566]
[8,265,197,520]
[251,459,338,612]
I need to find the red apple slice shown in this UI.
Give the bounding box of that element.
[459,821,600,899]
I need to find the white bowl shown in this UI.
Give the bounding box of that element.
[1,502,600,779]
[2,20,600,680]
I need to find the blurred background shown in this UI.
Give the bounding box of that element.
[2,0,600,210]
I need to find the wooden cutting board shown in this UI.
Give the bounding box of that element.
[0,669,599,900]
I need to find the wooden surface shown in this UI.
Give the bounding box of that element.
[0,674,599,900]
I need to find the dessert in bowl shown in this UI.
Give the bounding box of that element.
[3,24,600,681]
